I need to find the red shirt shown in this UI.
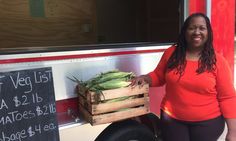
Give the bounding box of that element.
[149,45,236,121]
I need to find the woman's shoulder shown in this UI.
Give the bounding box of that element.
[215,51,230,67]
[166,44,176,52]
[164,44,176,56]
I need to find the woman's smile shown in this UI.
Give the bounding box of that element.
[185,16,208,50]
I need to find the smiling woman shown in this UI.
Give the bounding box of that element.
[131,13,236,141]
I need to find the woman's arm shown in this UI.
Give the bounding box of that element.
[225,118,236,141]
[214,55,236,141]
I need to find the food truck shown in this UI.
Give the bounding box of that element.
[0,0,234,140]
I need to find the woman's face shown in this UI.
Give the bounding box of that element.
[185,16,208,50]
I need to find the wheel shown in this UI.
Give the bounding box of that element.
[95,120,156,141]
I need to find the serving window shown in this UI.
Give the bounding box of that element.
[0,0,181,51]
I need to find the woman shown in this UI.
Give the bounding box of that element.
[132,13,236,141]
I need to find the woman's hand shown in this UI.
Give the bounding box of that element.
[131,75,151,87]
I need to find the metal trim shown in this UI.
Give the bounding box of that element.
[183,0,189,20]
[0,45,170,64]
[206,0,211,21]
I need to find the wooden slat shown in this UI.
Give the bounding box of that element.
[79,104,150,126]
[88,84,149,103]
[79,93,149,115]
[93,106,149,125]
[78,94,92,112]
[92,95,149,114]
[78,103,93,123]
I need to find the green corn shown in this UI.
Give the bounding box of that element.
[72,70,135,92]
[96,72,133,83]
[100,69,120,75]
[97,78,131,90]
[86,71,134,89]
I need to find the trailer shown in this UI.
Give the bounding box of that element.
[0,0,234,141]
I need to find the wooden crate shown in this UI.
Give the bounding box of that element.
[78,84,150,125]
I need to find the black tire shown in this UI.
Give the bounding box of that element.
[95,120,156,141]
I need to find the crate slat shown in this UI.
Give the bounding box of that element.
[92,94,149,114]
[87,84,149,103]
[79,93,149,114]
[79,104,150,125]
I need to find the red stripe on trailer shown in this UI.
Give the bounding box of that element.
[56,98,79,125]
[0,49,166,64]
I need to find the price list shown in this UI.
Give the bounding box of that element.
[0,67,59,141]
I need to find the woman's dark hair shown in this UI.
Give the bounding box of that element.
[167,13,216,77]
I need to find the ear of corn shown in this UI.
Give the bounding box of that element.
[82,70,135,91]
[96,78,131,90]
[100,69,120,75]
[72,70,135,91]
[95,72,133,84]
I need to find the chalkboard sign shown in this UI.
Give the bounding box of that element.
[0,67,59,141]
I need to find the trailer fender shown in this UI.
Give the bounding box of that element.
[137,113,162,140]
[95,113,162,141]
